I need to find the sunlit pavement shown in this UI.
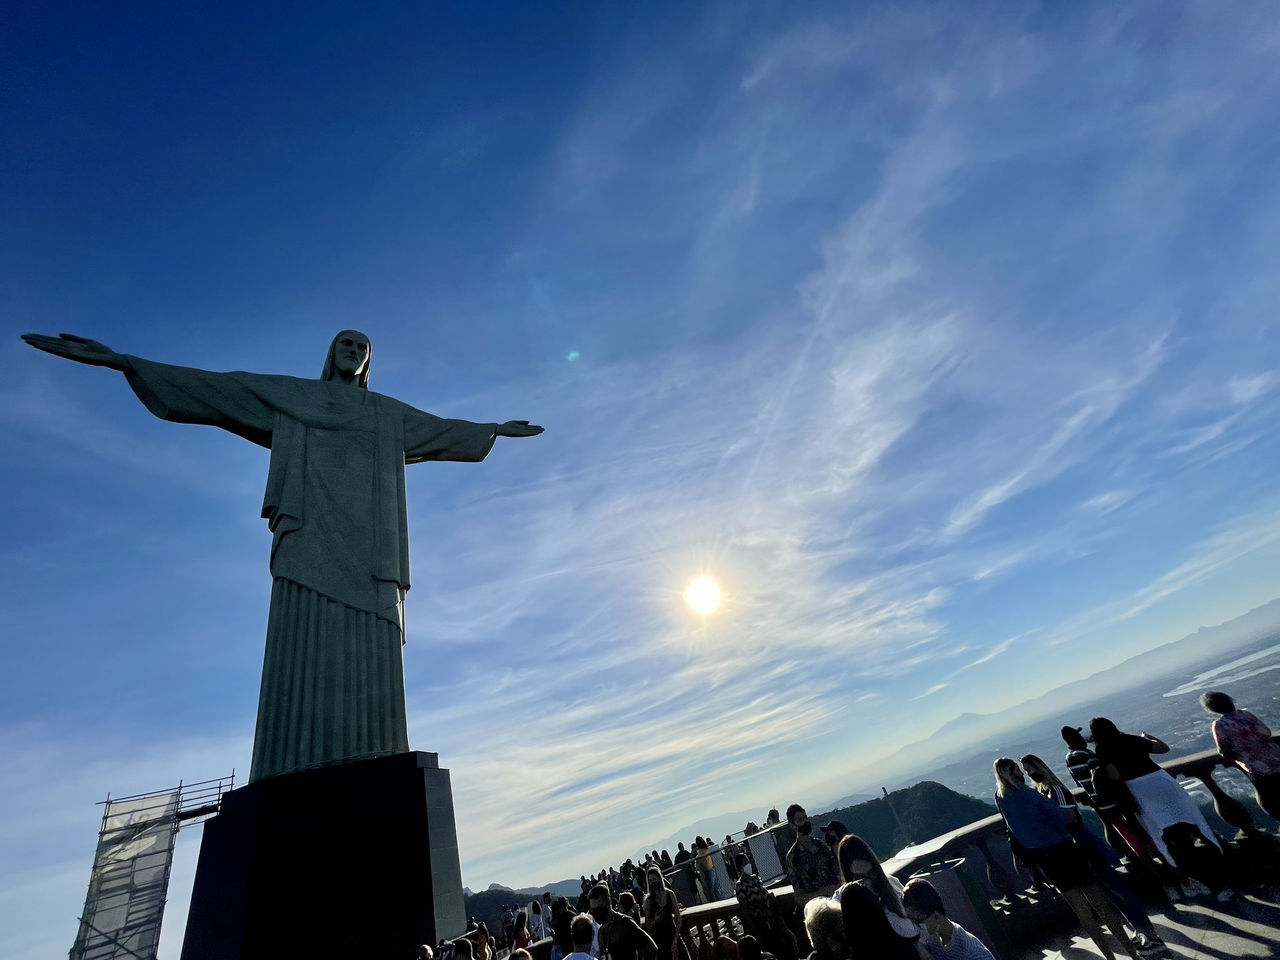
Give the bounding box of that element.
[1020,891,1280,959]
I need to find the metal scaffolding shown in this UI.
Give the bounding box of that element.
[69,774,234,960]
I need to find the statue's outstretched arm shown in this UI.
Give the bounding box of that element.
[495,420,544,438]
[22,333,132,372]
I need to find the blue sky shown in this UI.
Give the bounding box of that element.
[5,2,1280,956]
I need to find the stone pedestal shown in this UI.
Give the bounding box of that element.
[181,751,464,960]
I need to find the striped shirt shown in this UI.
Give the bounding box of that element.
[923,924,996,960]
[1064,748,1115,815]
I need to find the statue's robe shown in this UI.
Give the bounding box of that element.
[124,358,497,781]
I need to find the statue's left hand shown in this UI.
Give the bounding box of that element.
[496,420,544,438]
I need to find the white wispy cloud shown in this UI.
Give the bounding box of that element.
[404,4,1280,888]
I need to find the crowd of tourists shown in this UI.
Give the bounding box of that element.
[989,690,1280,959]
[422,688,1277,960]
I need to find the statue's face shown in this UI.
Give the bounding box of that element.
[332,332,370,379]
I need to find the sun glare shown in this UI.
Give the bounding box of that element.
[685,576,721,614]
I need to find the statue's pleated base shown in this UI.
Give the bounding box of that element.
[250,578,409,782]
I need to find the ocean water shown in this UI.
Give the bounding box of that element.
[1163,641,1280,698]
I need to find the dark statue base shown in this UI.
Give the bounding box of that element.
[180,751,465,960]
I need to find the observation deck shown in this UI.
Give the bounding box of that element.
[677,744,1280,959]
[503,740,1280,960]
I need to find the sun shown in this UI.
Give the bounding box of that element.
[685,576,721,614]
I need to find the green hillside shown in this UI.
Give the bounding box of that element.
[814,780,995,859]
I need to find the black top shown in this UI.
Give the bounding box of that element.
[1096,732,1161,780]
[598,913,656,960]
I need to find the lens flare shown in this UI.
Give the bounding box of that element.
[685,576,721,614]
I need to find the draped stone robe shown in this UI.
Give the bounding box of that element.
[123,357,497,781]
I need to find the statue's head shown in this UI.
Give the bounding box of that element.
[321,330,371,387]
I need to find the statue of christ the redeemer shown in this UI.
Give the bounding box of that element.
[23,330,543,782]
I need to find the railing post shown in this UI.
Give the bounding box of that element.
[974,833,1022,901]
[1182,760,1255,834]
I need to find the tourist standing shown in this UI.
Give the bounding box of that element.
[1088,717,1232,900]
[530,899,548,940]
[695,837,720,901]
[1061,725,1153,861]
[589,883,658,960]
[838,881,919,960]
[784,805,839,904]
[512,911,533,951]
[994,757,1136,960]
[1202,690,1280,819]
[552,898,574,960]
[833,834,926,959]
[565,915,597,960]
[476,923,498,960]
[1020,754,1167,956]
[673,842,700,904]
[643,866,690,960]
[734,871,799,960]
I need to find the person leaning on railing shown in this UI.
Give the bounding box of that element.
[993,758,1137,960]
[1088,717,1234,901]
[1201,690,1280,820]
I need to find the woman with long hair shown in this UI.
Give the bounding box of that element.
[1088,717,1232,900]
[512,911,532,951]
[1019,755,1166,956]
[530,898,546,940]
[994,758,1136,960]
[834,834,926,958]
[838,882,918,960]
[734,870,799,960]
[695,836,720,901]
[551,897,573,960]
[643,865,690,960]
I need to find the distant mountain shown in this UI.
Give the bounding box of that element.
[812,781,995,859]
[629,806,773,862]
[868,598,1280,787]
[463,877,585,932]
[508,878,583,901]
[819,790,877,811]
[462,887,523,934]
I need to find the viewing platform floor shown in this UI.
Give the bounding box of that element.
[1020,891,1279,959]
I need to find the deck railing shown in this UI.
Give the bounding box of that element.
[671,737,1280,960]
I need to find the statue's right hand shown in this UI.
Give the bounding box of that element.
[21,333,128,370]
